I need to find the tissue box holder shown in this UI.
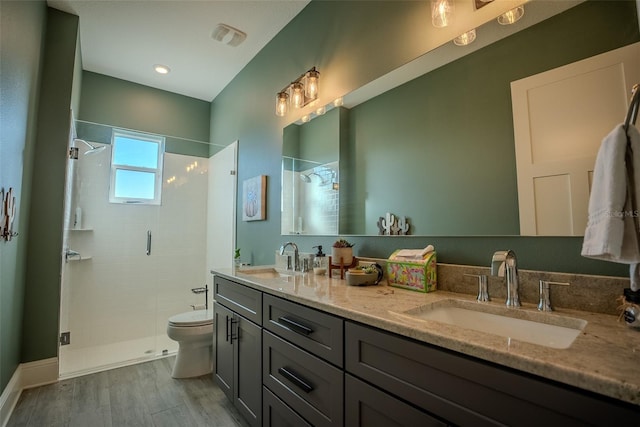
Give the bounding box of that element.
[387,251,437,293]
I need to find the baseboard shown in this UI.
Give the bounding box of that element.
[0,358,58,427]
[19,357,58,390]
[0,365,21,427]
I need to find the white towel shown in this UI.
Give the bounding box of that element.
[581,124,640,290]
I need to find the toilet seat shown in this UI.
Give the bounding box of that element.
[168,310,213,327]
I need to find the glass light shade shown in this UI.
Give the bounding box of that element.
[498,6,524,25]
[275,92,288,117]
[431,0,454,28]
[453,29,476,46]
[291,82,305,108]
[305,69,319,99]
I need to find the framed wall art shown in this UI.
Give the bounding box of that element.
[242,175,266,221]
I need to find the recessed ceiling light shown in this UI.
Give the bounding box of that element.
[154,64,171,75]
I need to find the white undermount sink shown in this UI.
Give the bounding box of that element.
[398,299,587,349]
[236,267,297,281]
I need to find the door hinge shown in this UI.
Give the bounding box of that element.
[60,331,70,346]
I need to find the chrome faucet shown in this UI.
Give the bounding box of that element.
[491,250,521,307]
[280,242,300,271]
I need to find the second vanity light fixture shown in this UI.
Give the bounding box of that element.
[275,67,320,117]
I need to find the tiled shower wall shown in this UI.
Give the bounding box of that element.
[60,142,208,362]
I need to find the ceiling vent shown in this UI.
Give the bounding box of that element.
[211,23,247,47]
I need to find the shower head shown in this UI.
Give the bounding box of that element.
[300,171,328,185]
[74,138,106,155]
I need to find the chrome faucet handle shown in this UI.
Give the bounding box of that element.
[538,280,570,312]
[464,274,490,302]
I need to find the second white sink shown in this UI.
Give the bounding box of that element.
[399,299,587,349]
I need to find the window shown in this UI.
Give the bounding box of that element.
[109,130,165,204]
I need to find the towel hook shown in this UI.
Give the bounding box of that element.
[624,84,639,132]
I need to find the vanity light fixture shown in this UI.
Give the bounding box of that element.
[154,64,170,75]
[316,105,326,116]
[431,0,454,28]
[454,29,476,46]
[333,97,344,107]
[498,6,524,25]
[275,67,320,116]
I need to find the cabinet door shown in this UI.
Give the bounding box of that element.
[214,302,234,400]
[235,315,262,426]
[345,374,447,427]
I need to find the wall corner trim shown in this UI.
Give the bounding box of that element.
[0,358,58,426]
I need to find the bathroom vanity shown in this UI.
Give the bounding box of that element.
[211,267,640,426]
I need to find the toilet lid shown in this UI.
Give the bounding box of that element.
[169,309,213,326]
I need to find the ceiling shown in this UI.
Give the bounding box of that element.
[47,0,310,102]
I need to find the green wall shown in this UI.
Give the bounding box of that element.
[212,0,638,276]
[22,8,79,363]
[347,0,640,236]
[0,0,47,393]
[79,71,211,152]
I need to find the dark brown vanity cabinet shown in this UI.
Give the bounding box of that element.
[345,321,640,427]
[213,274,640,427]
[262,294,344,427]
[214,276,262,426]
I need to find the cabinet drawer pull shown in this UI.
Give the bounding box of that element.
[226,316,238,344]
[277,316,313,336]
[278,367,314,393]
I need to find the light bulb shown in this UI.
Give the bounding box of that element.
[301,115,310,123]
[306,69,319,100]
[316,106,326,115]
[291,82,304,108]
[431,0,454,28]
[333,97,344,107]
[275,92,288,117]
[498,6,524,25]
[453,29,476,46]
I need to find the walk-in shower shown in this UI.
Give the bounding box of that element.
[59,120,222,378]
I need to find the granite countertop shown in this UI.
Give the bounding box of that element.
[212,266,640,407]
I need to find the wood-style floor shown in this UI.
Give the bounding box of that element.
[7,357,248,427]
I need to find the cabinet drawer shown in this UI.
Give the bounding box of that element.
[214,275,262,325]
[263,294,343,367]
[345,321,640,427]
[263,386,312,427]
[263,331,343,427]
[345,374,447,427]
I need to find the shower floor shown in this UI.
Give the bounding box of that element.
[59,334,177,379]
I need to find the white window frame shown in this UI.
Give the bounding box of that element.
[109,129,165,205]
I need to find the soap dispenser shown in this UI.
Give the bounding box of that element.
[313,245,327,275]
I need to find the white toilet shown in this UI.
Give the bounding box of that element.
[166,308,214,378]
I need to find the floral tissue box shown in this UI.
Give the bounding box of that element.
[387,250,437,293]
